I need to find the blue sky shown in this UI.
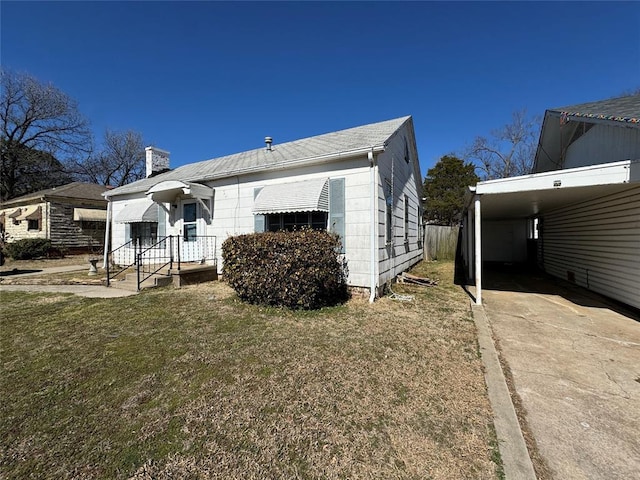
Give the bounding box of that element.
[2,1,639,177]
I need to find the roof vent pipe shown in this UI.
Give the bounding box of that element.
[265,136,273,151]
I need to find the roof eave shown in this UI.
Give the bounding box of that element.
[104,144,387,199]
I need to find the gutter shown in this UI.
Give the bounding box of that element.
[369,148,379,303]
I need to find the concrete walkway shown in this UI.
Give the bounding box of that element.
[0,284,137,298]
[0,264,137,298]
[477,271,640,479]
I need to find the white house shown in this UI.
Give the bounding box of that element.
[462,94,640,309]
[103,116,424,299]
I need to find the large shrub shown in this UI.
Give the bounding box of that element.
[222,229,348,309]
[3,238,52,260]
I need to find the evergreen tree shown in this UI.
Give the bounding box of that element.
[423,155,479,225]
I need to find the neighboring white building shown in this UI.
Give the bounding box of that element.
[104,116,424,299]
[462,94,640,309]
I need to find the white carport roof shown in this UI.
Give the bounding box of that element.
[465,159,639,306]
[467,159,639,219]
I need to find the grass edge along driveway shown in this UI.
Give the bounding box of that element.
[1,261,502,479]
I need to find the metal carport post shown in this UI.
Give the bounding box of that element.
[474,195,482,305]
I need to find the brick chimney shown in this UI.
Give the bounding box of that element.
[145,146,170,178]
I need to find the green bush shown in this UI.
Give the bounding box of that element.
[3,238,52,260]
[222,229,348,310]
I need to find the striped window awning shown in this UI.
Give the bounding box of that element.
[17,206,42,221]
[253,178,329,214]
[115,202,158,223]
[73,208,107,222]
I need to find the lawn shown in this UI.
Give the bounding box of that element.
[0,261,500,479]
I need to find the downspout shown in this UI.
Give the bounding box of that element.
[103,199,112,269]
[369,149,378,303]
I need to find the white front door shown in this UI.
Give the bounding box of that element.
[181,201,203,262]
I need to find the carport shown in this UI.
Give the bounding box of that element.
[462,159,640,309]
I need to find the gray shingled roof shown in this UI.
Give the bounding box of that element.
[1,182,109,207]
[106,116,411,197]
[550,94,640,124]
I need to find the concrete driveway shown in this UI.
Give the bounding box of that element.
[480,270,640,479]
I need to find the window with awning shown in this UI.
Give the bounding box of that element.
[73,208,107,222]
[14,206,42,230]
[253,178,329,215]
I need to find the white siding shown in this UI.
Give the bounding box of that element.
[541,186,640,309]
[376,123,423,286]
[565,124,640,169]
[0,202,47,242]
[200,159,375,288]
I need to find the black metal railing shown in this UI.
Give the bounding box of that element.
[136,235,175,291]
[107,235,217,290]
[106,239,136,286]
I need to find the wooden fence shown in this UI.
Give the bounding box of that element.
[424,225,459,261]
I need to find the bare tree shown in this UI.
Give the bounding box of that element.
[466,109,540,180]
[1,69,91,200]
[72,129,146,187]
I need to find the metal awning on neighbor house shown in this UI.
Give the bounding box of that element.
[114,202,158,223]
[73,208,107,222]
[16,206,42,221]
[7,208,22,219]
[253,178,329,214]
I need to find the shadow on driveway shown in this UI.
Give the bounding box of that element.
[479,268,640,479]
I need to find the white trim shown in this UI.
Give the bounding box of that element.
[475,159,635,196]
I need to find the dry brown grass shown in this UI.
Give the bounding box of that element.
[0,254,91,272]
[1,261,500,479]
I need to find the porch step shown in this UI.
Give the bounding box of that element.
[109,271,172,292]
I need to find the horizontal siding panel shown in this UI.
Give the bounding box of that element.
[543,248,638,266]
[542,185,639,309]
[544,254,639,284]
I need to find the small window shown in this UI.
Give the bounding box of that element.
[385,179,393,244]
[528,217,539,240]
[130,222,158,247]
[27,219,40,231]
[404,139,410,163]
[404,195,409,241]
